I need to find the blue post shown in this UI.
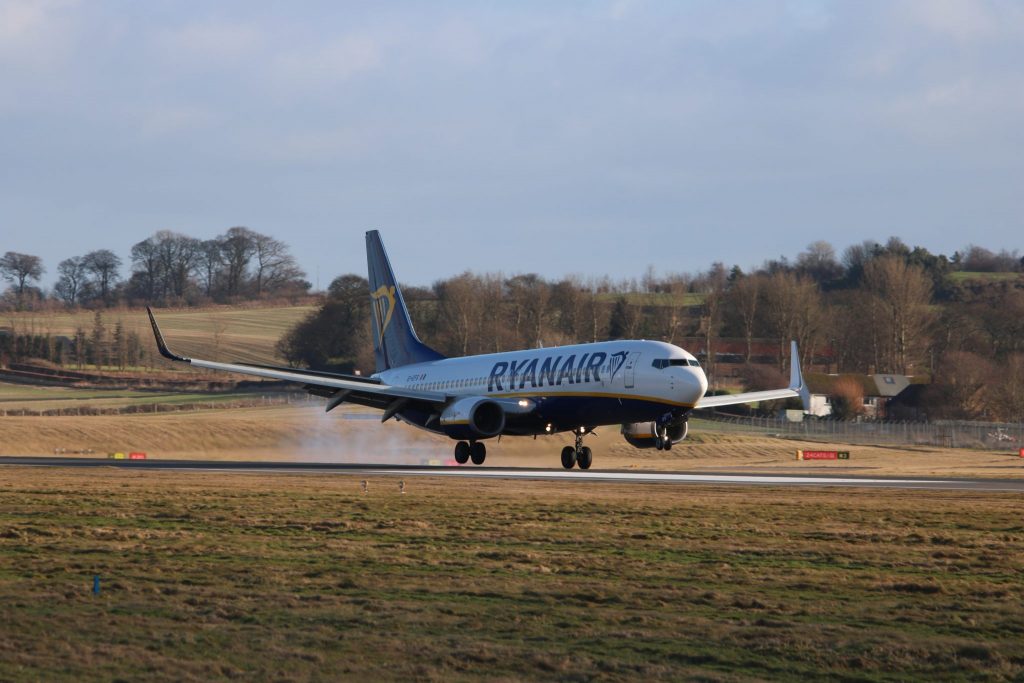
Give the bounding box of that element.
[93,575,100,596]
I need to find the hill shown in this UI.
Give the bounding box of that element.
[3,303,316,367]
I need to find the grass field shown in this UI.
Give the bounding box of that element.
[948,272,1022,284]
[0,382,284,412]
[3,304,316,366]
[0,467,1021,681]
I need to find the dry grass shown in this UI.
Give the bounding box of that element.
[3,304,315,366]
[0,468,1021,681]
[2,404,1023,479]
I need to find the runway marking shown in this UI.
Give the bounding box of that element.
[3,457,1022,491]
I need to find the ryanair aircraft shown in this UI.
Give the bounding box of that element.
[148,231,810,469]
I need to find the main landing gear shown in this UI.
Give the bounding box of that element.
[561,429,592,470]
[454,441,486,465]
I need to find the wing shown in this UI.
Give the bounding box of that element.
[146,307,447,416]
[695,341,811,411]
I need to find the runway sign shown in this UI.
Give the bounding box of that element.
[129,452,147,460]
[797,450,850,461]
[108,452,126,460]
[1019,448,1023,458]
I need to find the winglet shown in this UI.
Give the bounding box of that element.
[789,341,811,413]
[146,306,190,363]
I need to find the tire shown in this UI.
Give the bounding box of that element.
[577,446,593,470]
[561,446,577,469]
[470,441,486,465]
[454,441,470,464]
[663,439,672,451]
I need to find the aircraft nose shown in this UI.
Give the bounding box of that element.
[676,367,707,404]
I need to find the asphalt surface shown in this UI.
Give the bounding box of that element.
[3,456,1024,491]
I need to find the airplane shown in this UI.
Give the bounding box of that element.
[147,230,810,469]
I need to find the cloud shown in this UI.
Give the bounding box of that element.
[0,0,78,67]
[157,19,264,67]
[269,31,385,92]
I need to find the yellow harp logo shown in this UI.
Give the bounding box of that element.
[371,285,397,343]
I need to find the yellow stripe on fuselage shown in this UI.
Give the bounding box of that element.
[486,390,695,409]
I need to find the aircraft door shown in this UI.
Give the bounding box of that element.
[623,352,640,389]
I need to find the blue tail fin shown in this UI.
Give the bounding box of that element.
[366,230,446,371]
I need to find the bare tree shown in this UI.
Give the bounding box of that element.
[796,241,842,284]
[726,273,763,363]
[506,274,550,349]
[435,272,485,356]
[196,239,224,298]
[129,237,163,301]
[219,226,256,297]
[696,263,728,382]
[0,251,44,309]
[54,256,88,306]
[761,271,823,371]
[861,256,933,374]
[252,232,305,297]
[82,249,122,305]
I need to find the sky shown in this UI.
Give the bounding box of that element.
[1,0,1022,289]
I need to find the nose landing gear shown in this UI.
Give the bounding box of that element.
[561,429,593,470]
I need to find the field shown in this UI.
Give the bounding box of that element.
[3,304,315,366]
[3,404,1024,478]
[947,272,1022,284]
[0,467,1021,681]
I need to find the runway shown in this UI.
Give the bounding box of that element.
[2,456,1023,491]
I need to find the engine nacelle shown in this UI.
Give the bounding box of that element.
[440,397,506,440]
[621,419,688,449]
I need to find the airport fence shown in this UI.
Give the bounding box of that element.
[696,413,1024,451]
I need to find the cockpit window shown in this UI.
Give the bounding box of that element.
[688,359,700,367]
[652,358,692,369]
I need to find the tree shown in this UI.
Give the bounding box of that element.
[219,226,256,297]
[725,273,763,363]
[696,263,728,382]
[82,249,122,305]
[0,251,44,309]
[796,241,843,285]
[435,273,487,356]
[252,232,306,297]
[861,256,933,374]
[506,274,550,349]
[129,236,163,301]
[277,274,371,370]
[90,311,106,368]
[196,239,224,298]
[830,376,865,420]
[607,297,640,340]
[761,271,822,371]
[54,256,88,305]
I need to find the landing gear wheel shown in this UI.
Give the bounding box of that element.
[561,446,577,469]
[663,438,672,451]
[577,446,593,470]
[655,438,664,451]
[454,441,470,464]
[470,441,486,465]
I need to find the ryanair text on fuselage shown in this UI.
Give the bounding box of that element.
[486,350,628,392]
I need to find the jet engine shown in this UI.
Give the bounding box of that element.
[439,397,506,440]
[621,418,688,449]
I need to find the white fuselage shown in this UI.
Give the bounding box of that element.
[376,339,708,419]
